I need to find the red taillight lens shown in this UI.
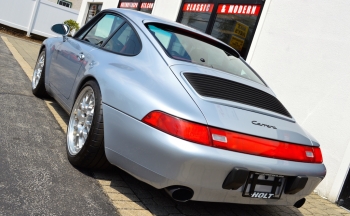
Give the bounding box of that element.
[142,111,323,163]
[209,127,323,163]
[142,111,211,146]
[312,147,323,163]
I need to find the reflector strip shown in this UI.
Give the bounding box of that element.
[212,134,227,143]
[305,151,314,158]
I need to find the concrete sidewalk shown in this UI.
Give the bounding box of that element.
[1,32,349,216]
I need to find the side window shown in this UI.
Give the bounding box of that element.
[82,14,125,46]
[104,23,141,55]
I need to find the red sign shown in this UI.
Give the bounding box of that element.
[141,2,154,9]
[217,4,261,16]
[120,2,139,8]
[183,3,214,13]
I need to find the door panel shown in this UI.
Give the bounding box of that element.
[49,38,91,99]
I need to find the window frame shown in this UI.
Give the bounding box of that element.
[74,11,143,56]
[77,13,126,48]
[102,22,143,56]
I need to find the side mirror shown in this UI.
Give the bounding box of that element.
[51,24,70,41]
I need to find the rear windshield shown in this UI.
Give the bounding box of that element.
[147,24,264,85]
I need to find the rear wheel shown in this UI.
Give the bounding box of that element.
[66,80,109,169]
[32,50,49,98]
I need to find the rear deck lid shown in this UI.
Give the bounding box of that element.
[170,64,314,146]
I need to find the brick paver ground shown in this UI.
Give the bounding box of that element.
[1,32,349,216]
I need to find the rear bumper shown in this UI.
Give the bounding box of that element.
[103,104,326,205]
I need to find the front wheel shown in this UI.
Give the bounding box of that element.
[66,80,109,169]
[32,50,49,98]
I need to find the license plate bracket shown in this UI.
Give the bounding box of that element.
[242,172,285,199]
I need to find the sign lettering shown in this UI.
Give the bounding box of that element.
[141,2,154,9]
[217,4,261,16]
[229,35,245,51]
[233,22,249,39]
[183,3,214,13]
[120,2,139,8]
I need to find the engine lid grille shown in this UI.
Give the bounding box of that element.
[184,73,292,118]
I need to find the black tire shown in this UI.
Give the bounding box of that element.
[66,80,109,169]
[32,50,49,98]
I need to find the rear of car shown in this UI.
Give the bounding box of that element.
[104,13,326,207]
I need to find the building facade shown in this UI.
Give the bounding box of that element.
[76,0,350,209]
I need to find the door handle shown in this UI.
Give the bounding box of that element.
[77,53,85,60]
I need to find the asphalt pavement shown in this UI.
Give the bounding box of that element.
[0,36,117,215]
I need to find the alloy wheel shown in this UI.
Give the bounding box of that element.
[32,52,45,89]
[67,86,95,155]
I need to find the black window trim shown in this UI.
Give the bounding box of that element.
[74,11,143,57]
[76,13,125,48]
[100,22,143,56]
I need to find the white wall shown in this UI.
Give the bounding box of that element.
[248,0,350,202]
[152,0,182,21]
[0,0,36,32]
[33,0,79,37]
[0,0,78,37]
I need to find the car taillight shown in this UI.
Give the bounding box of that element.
[142,111,211,146]
[142,111,323,163]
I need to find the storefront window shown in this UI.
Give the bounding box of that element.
[211,4,261,58]
[118,1,154,14]
[85,3,103,24]
[177,1,263,59]
[180,3,214,33]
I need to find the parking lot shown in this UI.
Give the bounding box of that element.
[0,33,349,216]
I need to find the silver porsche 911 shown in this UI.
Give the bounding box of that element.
[32,8,326,207]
